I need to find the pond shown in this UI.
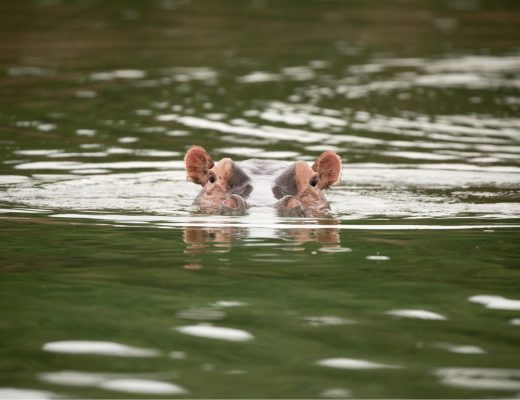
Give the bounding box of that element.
[1,0,519,398]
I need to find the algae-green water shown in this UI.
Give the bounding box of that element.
[1,0,519,398]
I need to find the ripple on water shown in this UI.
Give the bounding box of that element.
[0,388,59,399]
[385,309,447,320]
[469,295,520,310]
[175,324,254,342]
[176,308,226,321]
[42,341,160,357]
[3,155,520,220]
[433,343,486,354]
[169,351,187,359]
[211,300,248,307]
[76,129,96,136]
[435,368,520,391]
[38,371,187,395]
[303,316,355,327]
[90,69,146,80]
[319,387,351,398]
[318,246,352,253]
[39,371,107,386]
[0,176,31,185]
[317,357,400,369]
[99,379,187,395]
[366,255,390,261]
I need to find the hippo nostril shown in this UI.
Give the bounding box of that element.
[223,196,239,209]
[208,172,216,183]
[286,197,301,209]
[220,195,247,215]
[279,195,302,210]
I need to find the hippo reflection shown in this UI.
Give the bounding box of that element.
[183,224,340,255]
[184,146,342,217]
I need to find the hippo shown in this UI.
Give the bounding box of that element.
[184,146,342,217]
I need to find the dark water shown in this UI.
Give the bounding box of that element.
[1,0,520,398]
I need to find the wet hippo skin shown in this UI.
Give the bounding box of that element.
[184,146,252,214]
[184,146,341,216]
[272,151,342,217]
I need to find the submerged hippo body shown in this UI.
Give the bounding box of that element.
[184,146,342,217]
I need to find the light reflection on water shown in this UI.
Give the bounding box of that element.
[1,162,519,221]
[435,368,520,391]
[3,49,520,222]
[175,324,254,342]
[317,357,400,370]
[1,1,520,398]
[42,341,160,357]
[38,371,187,395]
[0,388,59,400]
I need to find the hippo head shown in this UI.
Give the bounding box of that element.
[272,151,342,217]
[184,146,252,214]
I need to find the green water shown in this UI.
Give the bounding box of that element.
[1,0,520,398]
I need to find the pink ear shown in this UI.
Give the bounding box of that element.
[184,146,214,185]
[312,151,342,189]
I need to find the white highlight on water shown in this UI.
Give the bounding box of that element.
[38,371,187,395]
[433,343,485,354]
[175,324,254,342]
[385,309,447,320]
[0,388,58,399]
[99,379,187,395]
[366,255,390,261]
[469,295,520,310]
[211,300,248,307]
[320,387,352,398]
[176,308,226,321]
[317,357,399,369]
[42,341,160,357]
[91,70,146,80]
[436,368,520,391]
[303,316,355,327]
[39,371,107,386]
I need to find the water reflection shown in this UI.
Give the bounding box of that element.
[1,0,519,397]
[435,368,520,391]
[175,324,254,342]
[176,308,226,321]
[281,225,340,245]
[469,295,520,310]
[42,340,160,357]
[432,343,485,355]
[385,309,447,320]
[3,161,519,219]
[302,316,355,327]
[0,388,59,400]
[319,387,351,398]
[183,226,247,254]
[317,357,400,370]
[38,371,187,395]
[99,379,186,395]
[211,300,247,307]
[183,222,340,253]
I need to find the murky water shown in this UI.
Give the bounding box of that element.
[1,0,519,398]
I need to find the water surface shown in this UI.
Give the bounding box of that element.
[1,0,519,398]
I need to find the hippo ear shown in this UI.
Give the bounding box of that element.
[312,151,342,189]
[184,146,214,185]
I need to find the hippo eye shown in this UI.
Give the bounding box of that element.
[309,175,318,187]
[208,172,216,184]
